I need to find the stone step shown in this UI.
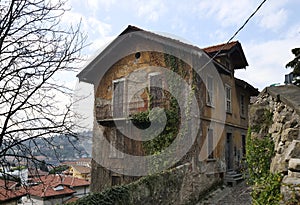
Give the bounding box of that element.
[224,171,244,186]
[224,176,244,182]
[225,173,243,179]
[226,170,236,175]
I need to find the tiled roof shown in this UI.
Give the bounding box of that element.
[0,179,17,189]
[0,179,26,202]
[0,187,26,202]
[77,25,232,84]
[29,175,90,198]
[71,165,91,174]
[28,184,75,198]
[203,41,239,53]
[34,174,90,187]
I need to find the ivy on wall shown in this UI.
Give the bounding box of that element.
[131,53,192,155]
[69,185,130,205]
[246,109,283,205]
[132,106,179,155]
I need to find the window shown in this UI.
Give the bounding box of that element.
[240,94,245,117]
[113,79,125,118]
[149,73,163,108]
[207,128,214,159]
[109,130,124,158]
[206,75,214,106]
[111,176,122,186]
[225,85,231,113]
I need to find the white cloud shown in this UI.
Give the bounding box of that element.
[209,29,229,42]
[87,17,112,37]
[285,24,300,38]
[235,37,300,90]
[70,0,115,14]
[257,0,289,31]
[135,0,167,22]
[60,9,112,38]
[195,0,256,27]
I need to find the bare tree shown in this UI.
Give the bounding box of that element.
[0,0,86,182]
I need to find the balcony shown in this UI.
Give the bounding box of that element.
[96,99,167,122]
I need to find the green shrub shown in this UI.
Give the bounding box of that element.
[246,128,283,204]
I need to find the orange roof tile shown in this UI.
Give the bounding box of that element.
[29,175,90,198]
[0,179,26,202]
[203,41,238,53]
[0,187,26,202]
[28,184,75,198]
[34,174,90,187]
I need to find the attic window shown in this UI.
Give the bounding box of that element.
[53,185,64,191]
[135,52,141,59]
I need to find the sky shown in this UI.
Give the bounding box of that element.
[62,0,300,128]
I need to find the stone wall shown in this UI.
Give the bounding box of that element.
[74,163,221,205]
[250,85,300,202]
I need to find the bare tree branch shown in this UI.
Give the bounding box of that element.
[0,0,87,186]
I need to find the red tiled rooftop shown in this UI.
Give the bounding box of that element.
[0,187,26,202]
[0,179,17,189]
[34,174,90,187]
[29,175,90,198]
[29,184,75,198]
[203,41,238,53]
[0,179,26,202]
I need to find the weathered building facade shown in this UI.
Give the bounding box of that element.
[77,25,258,192]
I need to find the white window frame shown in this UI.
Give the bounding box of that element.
[206,75,214,106]
[225,84,232,113]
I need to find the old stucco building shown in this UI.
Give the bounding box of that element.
[77,25,258,192]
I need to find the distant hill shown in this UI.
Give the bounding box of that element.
[9,131,93,165]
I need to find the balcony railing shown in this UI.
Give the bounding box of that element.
[96,99,166,121]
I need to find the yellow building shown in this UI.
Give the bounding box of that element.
[69,165,91,181]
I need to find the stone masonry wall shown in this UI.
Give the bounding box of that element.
[75,163,221,205]
[250,89,300,202]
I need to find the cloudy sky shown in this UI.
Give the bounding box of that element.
[65,0,300,91]
[63,0,300,128]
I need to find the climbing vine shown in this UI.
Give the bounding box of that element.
[132,104,179,155]
[246,109,283,205]
[69,185,130,205]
